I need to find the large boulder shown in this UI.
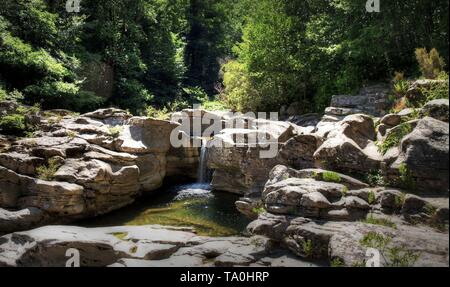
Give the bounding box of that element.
[206,118,302,194]
[390,117,449,192]
[260,165,371,221]
[207,143,284,195]
[314,114,382,174]
[0,208,48,234]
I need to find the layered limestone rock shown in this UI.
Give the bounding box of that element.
[0,108,180,232]
[247,213,449,267]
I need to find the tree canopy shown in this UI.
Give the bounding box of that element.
[1,0,448,114]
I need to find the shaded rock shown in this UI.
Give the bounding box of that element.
[344,196,370,210]
[380,114,401,127]
[378,190,404,211]
[279,134,322,170]
[287,113,321,128]
[0,208,47,234]
[421,99,449,122]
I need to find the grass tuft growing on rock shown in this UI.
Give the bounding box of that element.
[360,232,420,267]
[362,215,397,229]
[377,123,413,155]
[36,157,62,181]
[107,126,123,139]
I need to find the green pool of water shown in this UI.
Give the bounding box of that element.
[79,183,251,237]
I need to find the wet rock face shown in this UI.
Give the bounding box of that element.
[0,108,179,232]
[0,225,318,267]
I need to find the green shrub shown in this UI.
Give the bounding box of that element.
[322,171,341,183]
[107,126,123,139]
[36,157,62,181]
[366,170,386,187]
[415,48,446,79]
[377,123,413,155]
[200,98,229,111]
[146,106,170,120]
[0,113,27,136]
[302,239,314,258]
[24,82,104,113]
[183,86,209,103]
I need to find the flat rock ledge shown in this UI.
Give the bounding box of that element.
[0,225,320,267]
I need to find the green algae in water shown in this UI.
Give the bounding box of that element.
[124,199,240,236]
[80,184,251,237]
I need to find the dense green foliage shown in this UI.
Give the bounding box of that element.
[1,0,449,114]
[222,0,449,112]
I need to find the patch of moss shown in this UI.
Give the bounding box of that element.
[252,207,266,215]
[322,171,342,183]
[112,232,129,240]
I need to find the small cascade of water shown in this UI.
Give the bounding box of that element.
[198,138,210,183]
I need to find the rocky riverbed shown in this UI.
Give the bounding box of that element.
[0,82,449,267]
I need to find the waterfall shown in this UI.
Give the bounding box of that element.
[198,138,209,183]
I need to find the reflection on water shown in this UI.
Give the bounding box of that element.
[78,183,251,237]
